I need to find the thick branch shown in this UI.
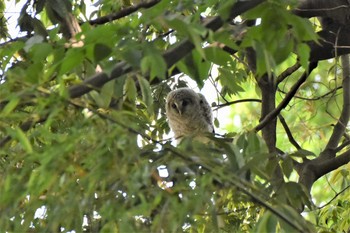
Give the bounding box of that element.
[257,74,278,152]
[293,0,350,25]
[317,149,350,179]
[309,27,350,61]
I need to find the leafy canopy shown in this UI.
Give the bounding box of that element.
[0,0,350,232]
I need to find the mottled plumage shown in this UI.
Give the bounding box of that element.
[165,88,214,141]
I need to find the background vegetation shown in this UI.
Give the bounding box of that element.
[0,0,349,232]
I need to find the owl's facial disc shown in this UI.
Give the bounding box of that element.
[170,98,191,115]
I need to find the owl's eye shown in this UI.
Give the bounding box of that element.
[182,100,188,107]
[199,100,203,104]
[171,103,177,109]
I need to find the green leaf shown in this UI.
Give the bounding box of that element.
[84,24,117,44]
[297,43,310,71]
[280,157,294,178]
[219,67,245,95]
[176,50,211,88]
[204,47,232,66]
[245,131,260,157]
[45,0,71,24]
[214,117,219,128]
[25,62,44,84]
[121,48,142,68]
[140,53,167,80]
[59,48,85,75]
[12,127,33,154]
[235,133,248,150]
[255,211,277,233]
[29,43,53,61]
[100,222,119,233]
[94,43,112,62]
[137,75,153,115]
[2,96,20,116]
[99,80,115,108]
[124,76,137,101]
[165,16,206,58]
[291,15,319,42]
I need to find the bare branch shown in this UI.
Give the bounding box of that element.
[277,86,342,101]
[254,62,318,132]
[276,62,301,84]
[278,114,302,150]
[317,183,350,209]
[213,98,261,110]
[335,140,350,153]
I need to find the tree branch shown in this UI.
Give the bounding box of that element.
[276,62,301,84]
[335,140,350,153]
[277,86,342,101]
[278,114,302,150]
[254,62,318,132]
[213,98,261,110]
[88,0,161,25]
[323,54,350,154]
[299,55,350,192]
[317,183,350,209]
[317,149,350,179]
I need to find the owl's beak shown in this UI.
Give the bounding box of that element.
[177,104,183,115]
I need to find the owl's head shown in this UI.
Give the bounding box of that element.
[166,88,201,117]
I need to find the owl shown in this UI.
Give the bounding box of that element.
[165,88,214,142]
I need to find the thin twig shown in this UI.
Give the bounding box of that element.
[276,62,301,84]
[88,0,161,25]
[278,114,301,150]
[324,54,350,152]
[277,86,342,101]
[255,62,318,132]
[317,184,350,209]
[214,98,261,110]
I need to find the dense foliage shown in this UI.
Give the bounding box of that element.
[0,0,349,232]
